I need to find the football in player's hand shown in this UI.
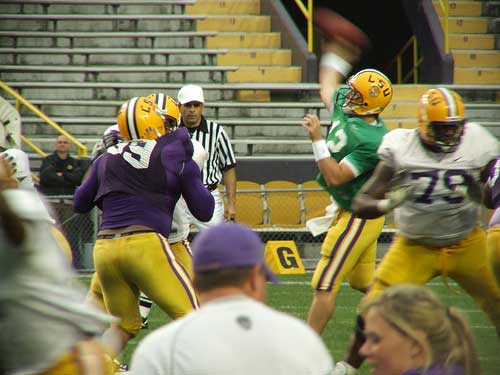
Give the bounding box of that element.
[313,8,370,50]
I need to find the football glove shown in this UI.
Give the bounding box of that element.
[0,152,17,175]
[103,131,123,149]
[378,184,414,213]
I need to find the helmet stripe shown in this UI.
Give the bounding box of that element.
[437,88,456,117]
[128,97,140,140]
[156,93,166,110]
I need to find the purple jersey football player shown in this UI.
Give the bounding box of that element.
[74,96,214,362]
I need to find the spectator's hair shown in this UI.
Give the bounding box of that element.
[193,266,253,292]
[361,284,480,375]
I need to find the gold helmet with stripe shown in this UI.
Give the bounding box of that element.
[337,69,393,115]
[117,96,179,141]
[418,88,465,153]
[146,92,181,127]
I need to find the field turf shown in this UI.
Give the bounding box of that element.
[79,273,500,374]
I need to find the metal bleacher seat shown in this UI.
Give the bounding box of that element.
[300,180,331,222]
[1,65,238,84]
[263,180,303,228]
[235,181,266,227]
[0,47,227,66]
[0,30,218,48]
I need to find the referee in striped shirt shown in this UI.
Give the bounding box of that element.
[178,84,237,230]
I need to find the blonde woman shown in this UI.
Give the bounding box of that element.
[359,284,479,375]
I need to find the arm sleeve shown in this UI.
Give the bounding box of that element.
[73,158,100,213]
[39,157,63,187]
[63,159,85,187]
[489,159,500,207]
[217,126,237,170]
[179,160,215,222]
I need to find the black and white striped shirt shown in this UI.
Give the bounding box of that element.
[182,116,237,189]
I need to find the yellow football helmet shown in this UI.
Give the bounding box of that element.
[117,96,177,141]
[418,88,465,153]
[146,92,180,127]
[338,69,393,115]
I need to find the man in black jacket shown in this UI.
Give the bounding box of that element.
[39,135,91,268]
[39,135,86,195]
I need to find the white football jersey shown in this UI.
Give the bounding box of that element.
[378,123,499,246]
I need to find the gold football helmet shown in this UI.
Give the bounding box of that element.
[337,69,393,115]
[146,92,180,127]
[117,96,177,141]
[418,88,465,153]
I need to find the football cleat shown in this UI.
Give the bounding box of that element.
[418,88,465,153]
[141,316,149,329]
[336,69,393,116]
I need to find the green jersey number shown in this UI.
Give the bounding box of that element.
[327,128,347,153]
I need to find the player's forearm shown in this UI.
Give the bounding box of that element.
[73,163,99,213]
[317,157,353,187]
[223,167,237,205]
[351,193,385,219]
[181,161,215,221]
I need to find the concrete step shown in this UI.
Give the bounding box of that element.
[6,81,499,102]
[391,85,430,101]
[0,1,194,15]
[433,1,482,17]
[0,14,204,32]
[0,31,217,49]
[0,65,236,83]
[206,32,281,48]
[15,99,499,122]
[440,16,492,33]
[197,15,271,32]
[186,0,260,15]
[452,50,500,68]
[449,33,497,50]
[0,47,226,66]
[454,68,500,84]
[217,49,291,66]
[227,66,301,83]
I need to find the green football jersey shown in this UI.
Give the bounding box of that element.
[317,92,388,211]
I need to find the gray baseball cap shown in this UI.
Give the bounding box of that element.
[192,222,278,283]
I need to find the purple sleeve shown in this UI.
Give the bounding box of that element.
[180,160,215,221]
[489,159,500,208]
[73,158,100,213]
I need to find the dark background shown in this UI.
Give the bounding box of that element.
[280,0,413,82]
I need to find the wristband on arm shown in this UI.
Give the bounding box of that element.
[320,52,352,77]
[312,140,330,162]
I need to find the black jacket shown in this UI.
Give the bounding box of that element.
[39,153,86,196]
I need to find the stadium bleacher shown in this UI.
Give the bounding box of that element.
[0,0,498,245]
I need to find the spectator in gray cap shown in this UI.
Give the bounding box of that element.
[131,222,335,375]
